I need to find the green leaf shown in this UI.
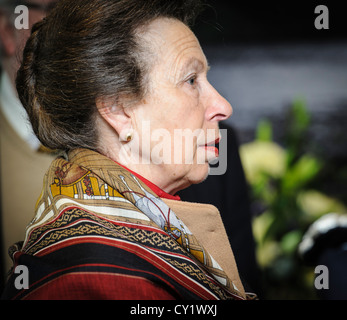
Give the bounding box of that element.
[280,230,302,255]
[256,119,273,142]
[282,154,322,192]
[291,99,310,132]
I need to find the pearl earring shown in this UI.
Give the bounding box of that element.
[126,132,132,142]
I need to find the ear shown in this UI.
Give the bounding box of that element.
[0,13,17,56]
[96,96,133,142]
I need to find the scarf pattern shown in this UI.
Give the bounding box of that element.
[5,148,247,300]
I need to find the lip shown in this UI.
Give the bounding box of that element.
[204,145,219,157]
[201,137,220,158]
[204,137,220,147]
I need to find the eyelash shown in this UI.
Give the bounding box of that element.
[186,75,197,87]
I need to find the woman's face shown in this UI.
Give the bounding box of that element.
[126,18,232,194]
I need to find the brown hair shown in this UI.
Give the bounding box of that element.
[16,0,203,151]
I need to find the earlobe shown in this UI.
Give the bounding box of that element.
[96,96,133,141]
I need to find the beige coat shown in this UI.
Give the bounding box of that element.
[163,198,245,296]
[0,108,54,274]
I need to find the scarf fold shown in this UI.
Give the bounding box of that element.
[18,148,248,299]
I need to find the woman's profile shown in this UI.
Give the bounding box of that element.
[1,0,256,300]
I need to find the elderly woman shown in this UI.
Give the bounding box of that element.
[2,0,254,300]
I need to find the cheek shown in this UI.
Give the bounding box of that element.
[138,87,204,158]
[167,85,201,119]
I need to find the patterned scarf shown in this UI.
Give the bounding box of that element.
[15,148,250,299]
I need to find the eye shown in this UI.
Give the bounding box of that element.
[186,75,197,86]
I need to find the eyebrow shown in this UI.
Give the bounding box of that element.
[178,57,210,79]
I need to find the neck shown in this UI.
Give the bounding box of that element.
[124,163,191,195]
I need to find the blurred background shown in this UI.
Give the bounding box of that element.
[191,1,347,299]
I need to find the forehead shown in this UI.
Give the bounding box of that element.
[142,18,207,70]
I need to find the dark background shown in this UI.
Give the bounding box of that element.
[192,1,346,45]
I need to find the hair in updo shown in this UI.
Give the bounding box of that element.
[16,0,203,151]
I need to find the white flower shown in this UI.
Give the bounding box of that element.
[240,141,286,184]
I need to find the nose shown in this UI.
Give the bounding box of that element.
[204,83,233,122]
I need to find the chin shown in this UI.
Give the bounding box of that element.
[188,163,210,185]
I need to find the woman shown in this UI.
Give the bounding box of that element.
[2,0,254,300]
